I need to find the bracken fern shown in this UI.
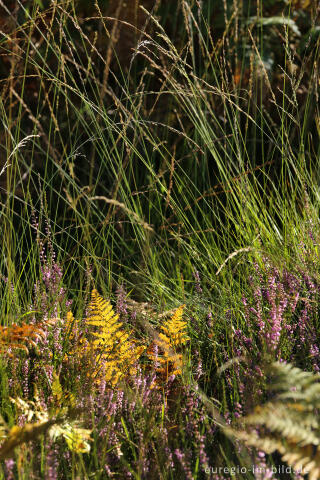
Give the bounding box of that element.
[86,289,145,386]
[0,323,45,355]
[228,361,320,480]
[148,305,189,381]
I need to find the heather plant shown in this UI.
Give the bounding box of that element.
[208,252,320,416]
[1,0,320,478]
[5,251,320,478]
[0,280,219,479]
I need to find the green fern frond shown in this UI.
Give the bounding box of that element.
[269,362,319,394]
[229,361,320,480]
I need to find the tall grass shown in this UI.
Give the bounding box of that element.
[0,0,320,478]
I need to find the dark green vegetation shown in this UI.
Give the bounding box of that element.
[0,1,320,478]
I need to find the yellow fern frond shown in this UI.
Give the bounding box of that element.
[86,289,145,386]
[148,305,189,382]
[160,304,189,347]
[64,311,75,334]
[51,373,76,413]
[63,311,88,359]
[87,289,119,327]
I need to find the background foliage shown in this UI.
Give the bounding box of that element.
[0,1,320,478]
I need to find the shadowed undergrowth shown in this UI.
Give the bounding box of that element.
[0,0,320,478]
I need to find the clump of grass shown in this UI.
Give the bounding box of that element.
[0,0,320,478]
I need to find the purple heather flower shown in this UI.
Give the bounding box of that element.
[174,449,193,480]
[4,459,15,480]
[46,446,59,480]
[116,284,128,317]
[193,270,203,294]
[22,359,29,398]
